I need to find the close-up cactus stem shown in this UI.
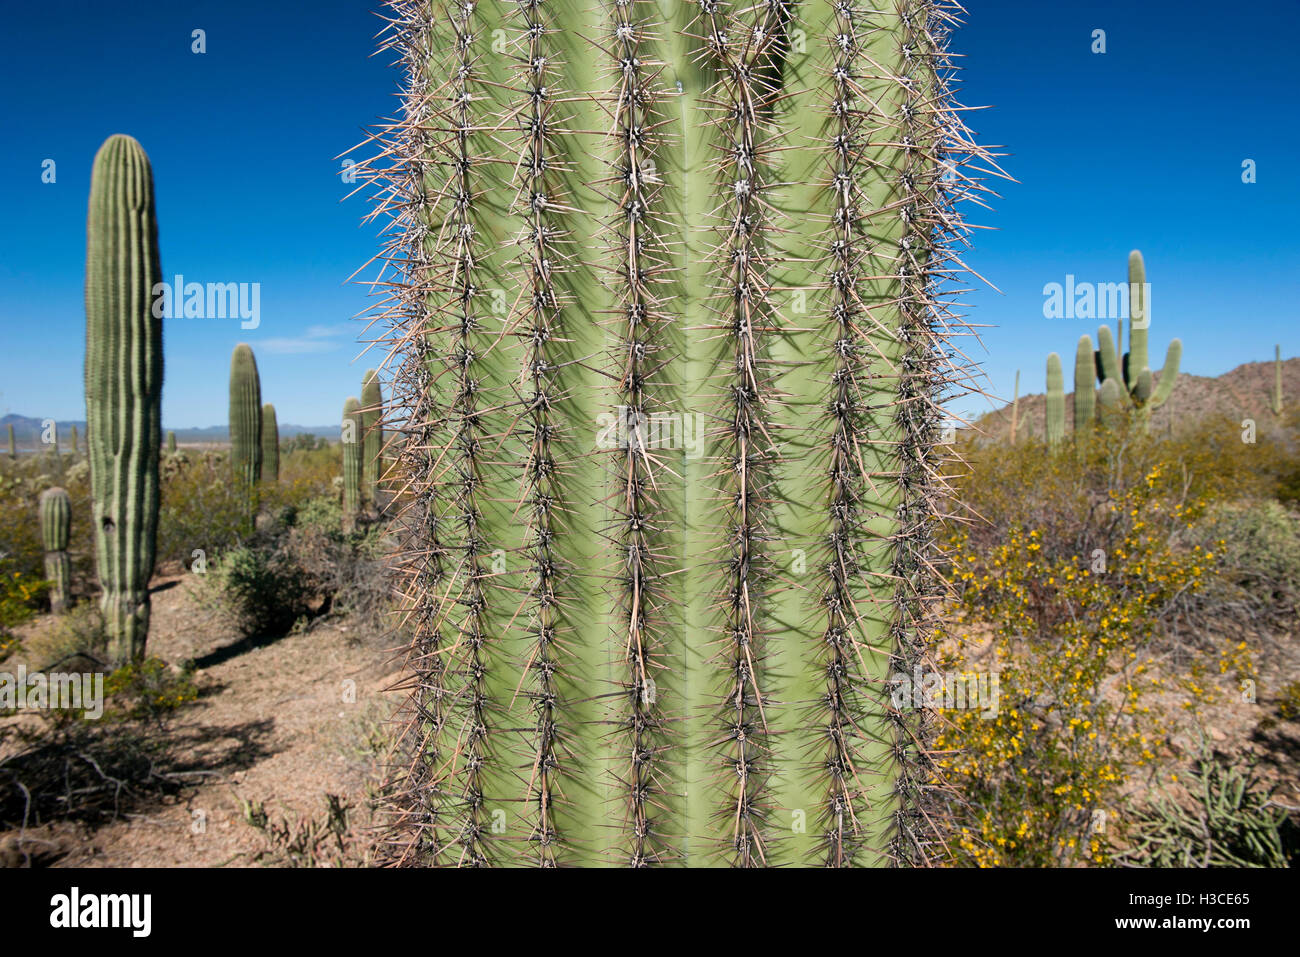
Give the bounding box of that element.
[359,0,994,867]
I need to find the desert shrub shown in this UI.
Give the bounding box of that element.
[196,543,314,639]
[1112,752,1294,867]
[103,657,199,722]
[156,453,253,568]
[21,602,107,672]
[935,427,1274,866]
[1187,499,1300,625]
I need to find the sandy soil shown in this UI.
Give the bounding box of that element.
[0,571,405,867]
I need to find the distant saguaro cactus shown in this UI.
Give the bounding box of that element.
[85,133,163,665]
[166,430,177,454]
[1046,353,1065,446]
[360,369,381,504]
[1074,335,1095,434]
[341,397,361,530]
[6,424,14,458]
[261,403,279,482]
[40,487,72,613]
[68,424,80,458]
[1093,251,1181,417]
[229,344,263,485]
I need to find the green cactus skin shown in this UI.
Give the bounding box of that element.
[341,397,362,526]
[1274,344,1284,416]
[367,0,986,867]
[360,369,382,504]
[229,344,263,485]
[40,486,73,614]
[261,403,279,483]
[85,134,163,666]
[1046,353,1065,446]
[166,430,177,454]
[1074,335,1095,433]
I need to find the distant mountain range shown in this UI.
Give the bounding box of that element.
[0,414,337,451]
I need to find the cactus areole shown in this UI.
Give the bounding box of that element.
[85,134,163,666]
[364,0,991,866]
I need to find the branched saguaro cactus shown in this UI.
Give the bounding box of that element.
[40,487,72,613]
[361,0,993,867]
[1094,250,1180,416]
[229,344,263,486]
[341,397,362,530]
[85,134,163,666]
[361,369,382,504]
[261,403,280,482]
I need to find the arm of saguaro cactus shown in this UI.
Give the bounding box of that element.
[1149,338,1182,408]
[1095,325,1128,401]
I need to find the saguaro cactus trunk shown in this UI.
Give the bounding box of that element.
[365,0,989,867]
[341,397,362,530]
[229,344,263,486]
[261,403,280,482]
[85,134,163,666]
[361,369,382,505]
[40,487,73,613]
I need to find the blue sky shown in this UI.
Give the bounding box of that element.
[0,0,1295,427]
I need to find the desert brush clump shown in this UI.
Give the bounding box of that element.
[357,0,999,866]
[84,134,163,667]
[937,417,1298,866]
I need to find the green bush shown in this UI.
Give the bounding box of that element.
[197,543,314,639]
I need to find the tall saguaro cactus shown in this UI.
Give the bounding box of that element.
[1074,335,1095,433]
[341,397,362,529]
[1094,250,1180,416]
[261,403,280,482]
[229,344,263,485]
[1046,353,1065,446]
[85,134,163,666]
[360,369,382,504]
[364,0,990,867]
[40,487,72,613]
[6,424,14,458]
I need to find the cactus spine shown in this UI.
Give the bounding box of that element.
[229,344,263,485]
[1273,344,1284,416]
[1046,353,1065,445]
[367,0,987,867]
[360,369,381,504]
[261,403,279,483]
[85,134,163,666]
[341,397,362,527]
[40,487,72,613]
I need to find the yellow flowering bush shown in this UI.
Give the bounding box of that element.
[934,420,1283,866]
